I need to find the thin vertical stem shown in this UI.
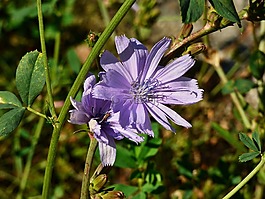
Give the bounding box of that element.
[53,32,61,68]
[214,61,251,129]
[16,117,45,199]
[36,0,57,119]
[41,1,136,198]
[222,155,265,199]
[97,0,115,41]
[80,136,98,199]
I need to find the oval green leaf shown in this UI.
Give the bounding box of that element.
[0,107,26,136]
[0,91,22,109]
[239,132,259,152]
[209,0,240,23]
[16,50,45,106]
[115,145,137,168]
[179,0,205,23]
[252,131,261,152]
[234,79,256,94]
[239,151,260,162]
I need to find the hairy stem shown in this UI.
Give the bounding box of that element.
[80,136,98,199]
[41,0,136,198]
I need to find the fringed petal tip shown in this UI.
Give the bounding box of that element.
[99,142,116,167]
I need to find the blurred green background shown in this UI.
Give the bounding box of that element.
[1,0,264,198]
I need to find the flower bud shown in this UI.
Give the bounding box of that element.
[183,42,206,56]
[86,31,100,48]
[207,10,221,27]
[90,174,108,193]
[178,23,193,41]
[101,190,125,199]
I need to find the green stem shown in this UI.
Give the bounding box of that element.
[27,106,47,119]
[222,155,265,199]
[14,130,23,178]
[97,0,115,41]
[16,117,45,199]
[161,7,249,65]
[213,61,251,129]
[80,136,98,199]
[36,0,57,119]
[53,32,60,69]
[41,1,136,198]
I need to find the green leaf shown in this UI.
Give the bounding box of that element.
[234,79,256,94]
[141,147,159,160]
[209,0,240,23]
[239,151,260,162]
[0,91,22,109]
[179,0,205,23]
[239,132,259,152]
[113,184,138,196]
[222,80,234,95]
[115,145,137,168]
[67,48,81,74]
[252,131,261,152]
[132,192,146,199]
[16,50,45,106]
[0,107,26,136]
[249,50,265,80]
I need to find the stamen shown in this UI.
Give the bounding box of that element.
[130,78,163,103]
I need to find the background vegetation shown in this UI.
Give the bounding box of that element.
[1,0,265,198]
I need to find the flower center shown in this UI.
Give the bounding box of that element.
[130,79,159,103]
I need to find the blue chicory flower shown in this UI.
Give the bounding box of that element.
[93,35,203,135]
[68,74,144,166]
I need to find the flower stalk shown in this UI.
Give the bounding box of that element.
[41,0,136,198]
[80,134,98,199]
[36,0,57,120]
[222,155,265,199]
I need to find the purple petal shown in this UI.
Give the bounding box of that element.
[116,126,144,143]
[68,109,90,125]
[162,89,203,105]
[103,69,131,89]
[115,35,148,80]
[83,74,96,95]
[100,51,132,82]
[146,102,192,132]
[98,141,116,166]
[118,99,133,127]
[140,37,171,82]
[145,103,176,132]
[70,97,83,110]
[93,83,128,101]
[108,113,144,143]
[153,54,195,83]
[134,103,154,136]
[155,78,203,104]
